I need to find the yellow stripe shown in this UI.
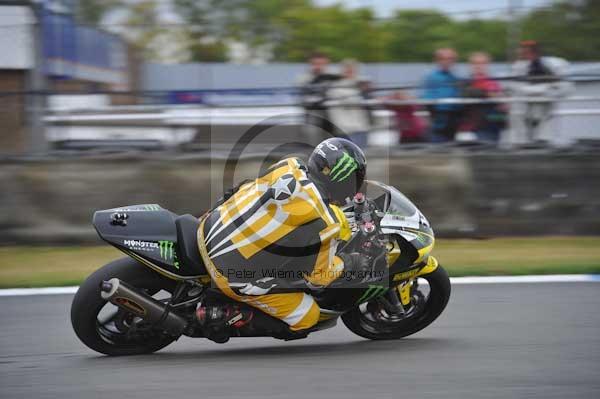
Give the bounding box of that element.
[282,293,314,325]
[230,204,278,258]
[330,204,351,241]
[236,220,295,260]
[290,300,320,331]
[416,241,435,263]
[304,232,343,286]
[319,225,340,242]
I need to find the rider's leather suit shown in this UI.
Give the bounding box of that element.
[197,157,351,331]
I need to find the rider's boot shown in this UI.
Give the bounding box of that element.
[196,304,253,343]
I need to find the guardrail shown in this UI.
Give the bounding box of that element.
[45,95,600,114]
[43,95,600,147]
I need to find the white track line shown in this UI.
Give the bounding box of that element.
[0,286,79,297]
[450,274,600,284]
[0,274,598,297]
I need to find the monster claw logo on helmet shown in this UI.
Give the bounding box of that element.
[329,152,358,182]
[308,138,366,203]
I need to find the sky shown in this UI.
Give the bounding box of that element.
[315,0,556,19]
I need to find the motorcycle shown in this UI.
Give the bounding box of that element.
[71,180,451,356]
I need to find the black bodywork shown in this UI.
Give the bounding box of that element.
[93,204,207,278]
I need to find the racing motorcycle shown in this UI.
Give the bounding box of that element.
[71,180,451,356]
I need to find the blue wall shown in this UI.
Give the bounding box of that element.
[40,2,127,84]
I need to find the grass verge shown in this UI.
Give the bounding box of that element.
[1,237,599,288]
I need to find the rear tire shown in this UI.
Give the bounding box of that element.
[342,265,451,340]
[71,257,177,356]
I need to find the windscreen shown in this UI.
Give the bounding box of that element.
[364,180,418,217]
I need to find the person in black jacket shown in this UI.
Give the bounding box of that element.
[298,52,341,144]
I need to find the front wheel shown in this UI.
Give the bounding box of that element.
[342,265,451,340]
[71,257,177,356]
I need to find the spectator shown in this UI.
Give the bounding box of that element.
[505,41,572,145]
[326,59,372,148]
[422,48,463,142]
[297,52,341,145]
[384,91,428,144]
[458,52,507,142]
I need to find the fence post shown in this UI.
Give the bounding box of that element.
[25,1,48,153]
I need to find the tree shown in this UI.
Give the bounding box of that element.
[381,10,456,62]
[171,0,233,61]
[120,0,164,60]
[521,0,600,61]
[452,19,508,62]
[272,4,384,62]
[171,0,312,62]
[171,0,383,62]
[76,0,122,26]
[380,10,509,62]
[226,0,308,60]
[108,0,600,63]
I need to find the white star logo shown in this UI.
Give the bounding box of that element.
[272,175,294,199]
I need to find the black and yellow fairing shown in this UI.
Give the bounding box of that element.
[314,182,439,316]
[363,180,438,282]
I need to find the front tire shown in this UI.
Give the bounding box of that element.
[71,257,177,356]
[342,265,451,340]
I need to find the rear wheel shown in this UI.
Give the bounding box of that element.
[342,265,451,340]
[71,257,178,356]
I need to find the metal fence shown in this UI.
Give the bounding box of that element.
[43,94,600,149]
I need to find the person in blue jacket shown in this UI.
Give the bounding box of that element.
[422,48,463,142]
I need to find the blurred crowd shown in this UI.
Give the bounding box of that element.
[298,41,571,147]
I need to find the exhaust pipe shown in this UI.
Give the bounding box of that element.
[100,278,187,336]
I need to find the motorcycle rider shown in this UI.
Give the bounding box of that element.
[196,138,371,342]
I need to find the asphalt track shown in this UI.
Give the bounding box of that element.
[1,283,599,399]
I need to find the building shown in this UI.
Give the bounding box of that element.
[0,3,34,152]
[0,0,135,153]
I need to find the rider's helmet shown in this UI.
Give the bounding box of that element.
[308,138,366,204]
